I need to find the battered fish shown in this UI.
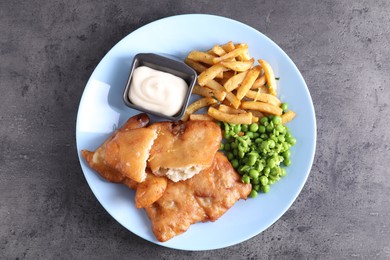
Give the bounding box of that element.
[144,152,252,242]
[82,114,167,207]
[148,120,222,182]
[81,113,150,183]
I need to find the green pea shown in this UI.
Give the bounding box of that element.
[278,135,285,143]
[250,123,259,132]
[241,124,248,132]
[220,143,224,150]
[255,138,262,144]
[233,148,238,156]
[260,117,268,124]
[260,134,268,139]
[252,177,260,185]
[231,142,238,149]
[268,140,276,148]
[250,190,258,198]
[234,124,241,133]
[231,159,239,168]
[253,132,259,138]
[261,185,270,193]
[242,175,250,184]
[227,152,234,160]
[259,125,266,133]
[253,184,260,191]
[249,169,259,179]
[270,167,280,176]
[288,137,296,146]
[260,176,268,186]
[246,132,254,138]
[284,158,292,166]
[272,116,282,125]
[276,124,285,133]
[268,179,275,185]
[281,102,288,111]
[282,150,290,159]
[238,150,245,158]
[285,132,292,139]
[266,124,274,132]
[224,143,231,151]
[263,167,270,175]
[256,163,264,172]
[248,154,257,166]
[268,158,276,168]
[280,167,287,177]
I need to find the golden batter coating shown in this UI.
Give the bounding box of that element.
[148,120,222,181]
[144,152,251,242]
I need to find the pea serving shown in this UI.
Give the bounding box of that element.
[219,115,296,197]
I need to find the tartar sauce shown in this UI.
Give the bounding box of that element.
[129,66,187,116]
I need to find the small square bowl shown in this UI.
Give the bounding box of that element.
[123,53,197,121]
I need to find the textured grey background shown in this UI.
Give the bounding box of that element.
[1,0,389,259]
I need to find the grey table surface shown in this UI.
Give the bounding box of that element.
[1,0,389,259]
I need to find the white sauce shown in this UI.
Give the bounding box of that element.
[129,66,187,116]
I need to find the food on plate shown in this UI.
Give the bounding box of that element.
[241,101,283,116]
[281,110,296,125]
[134,170,168,208]
[104,127,157,183]
[208,107,252,125]
[220,115,296,197]
[148,120,222,182]
[183,41,296,125]
[128,66,188,116]
[181,97,219,121]
[144,152,251,242]
[82,112,251,242]
[258,59,277,96]
[81,113,150,183]
[183,41,298,195]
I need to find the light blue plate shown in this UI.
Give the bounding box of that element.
[76,14,316,251]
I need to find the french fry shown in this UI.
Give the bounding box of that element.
[248,110,265,119]
[281,111,296,125]
[187,51,216,65]
[241,101,283,116]
[221,41,235,52]
[205,79,226,92]
[198,64,228,86]
[251,115,259,123]
[223,71,248,92]
[236,66,262,100]
[225,92,241,109]
[211,45,227,56]
[244,91,282,107]
[258,59,277,96]
[184,58,208,73]
[235,43,251,61]
[251,75,266,89]
[189,114,215,121]
[182,97,219,121]
[212,47,247,63]
[221,58,254,72]
[218,104,246,114]
[192,84,226,101]
[208,107,252,124]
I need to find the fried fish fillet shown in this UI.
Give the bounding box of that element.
[148,120,222,182]
[104,127,157,183]
[81,113,151,183]
[81,114,167,207]
[144,152,252,242]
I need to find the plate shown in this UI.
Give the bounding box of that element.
[76,14,316,251]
